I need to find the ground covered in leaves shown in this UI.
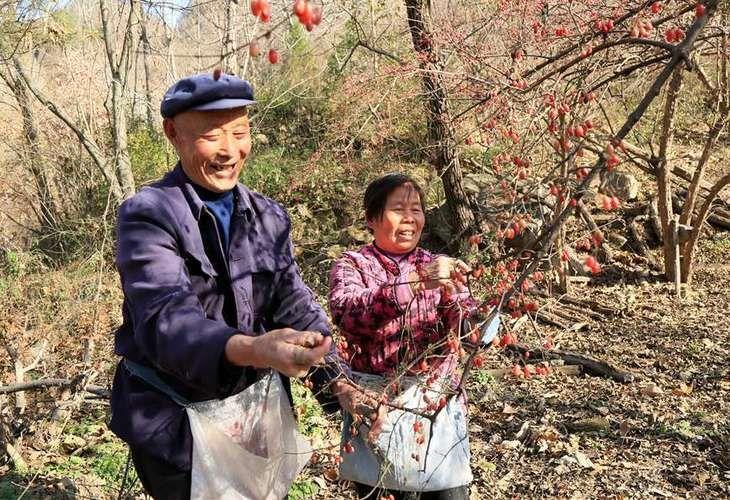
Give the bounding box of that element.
[300,233,730,500]
[0,237,727,500]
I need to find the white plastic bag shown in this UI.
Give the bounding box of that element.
[187,371,312,500]
[339,372,472,492]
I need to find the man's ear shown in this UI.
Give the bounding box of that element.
[162,118,178,145]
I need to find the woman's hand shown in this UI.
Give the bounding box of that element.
[411,257,471,295]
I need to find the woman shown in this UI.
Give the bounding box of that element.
[329,173,477,499]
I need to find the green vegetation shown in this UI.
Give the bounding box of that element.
[128,124,175,186]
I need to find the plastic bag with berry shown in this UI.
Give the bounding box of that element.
[187,370,312,499]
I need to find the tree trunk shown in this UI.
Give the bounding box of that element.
[656,67,684,282]
[12,57,124,204]
[222,0,238,73]
[137,0,155,129]
[681,173,730,285]
[1,67,57,228]
[100,0,136,200]
[404,0,475,238]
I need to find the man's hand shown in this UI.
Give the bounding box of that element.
[224,328,332,378]
[331,379,389,442]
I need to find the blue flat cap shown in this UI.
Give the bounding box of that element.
[160,72,255,118]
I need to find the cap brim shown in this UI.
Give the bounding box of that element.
[190,98,256,112]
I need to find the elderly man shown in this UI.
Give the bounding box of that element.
[109,72,361,499]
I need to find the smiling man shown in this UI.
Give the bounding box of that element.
[109,72,354,499]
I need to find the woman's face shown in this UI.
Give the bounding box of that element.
[368,183,425,254]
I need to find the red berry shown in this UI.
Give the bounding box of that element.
[258,1,271,22]
[293,0,307,17]
[268,48,279,64]
[212,68,222,81]
[695,3,706,18]
[591,230,604,247]
[584,256,601,274]
[601,195,613,211]
[250,0,262,17]
[343,442,354,453]
[651,2,662,14]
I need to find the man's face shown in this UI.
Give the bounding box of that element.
[163,107,252,192]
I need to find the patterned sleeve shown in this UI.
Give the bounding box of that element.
[328,255,406,337]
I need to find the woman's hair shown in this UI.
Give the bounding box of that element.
[363,173,425,221]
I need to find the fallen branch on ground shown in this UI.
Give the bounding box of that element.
[0,378,110,399]
[506,344,636,383]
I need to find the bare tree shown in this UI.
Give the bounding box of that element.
[0,62,57,229]
[221,0,238,73]
[137,0,154,129]
[100,0,136,200]
[404,0,475,240]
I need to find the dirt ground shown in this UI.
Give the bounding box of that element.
[303,233,730,499]
[1,229,728,500]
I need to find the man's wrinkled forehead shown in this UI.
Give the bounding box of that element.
[172,107,250,133]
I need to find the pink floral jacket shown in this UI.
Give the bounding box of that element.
[328,244,478,375]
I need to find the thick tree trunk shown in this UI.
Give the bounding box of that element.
[404,0,475,238]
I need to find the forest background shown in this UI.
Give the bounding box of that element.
[0,0,729,498]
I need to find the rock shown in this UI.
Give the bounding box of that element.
[640,382,664,396]
[500,439,522,450]
[565,416,610,433]
[424,204,453,245]
[599,170,639,200]
[462,173,494,196]
[607,233,628,247]
[61,434,86,453]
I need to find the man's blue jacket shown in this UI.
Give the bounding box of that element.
[109,165,343,470]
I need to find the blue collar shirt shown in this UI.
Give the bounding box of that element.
[110,164,344,471]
